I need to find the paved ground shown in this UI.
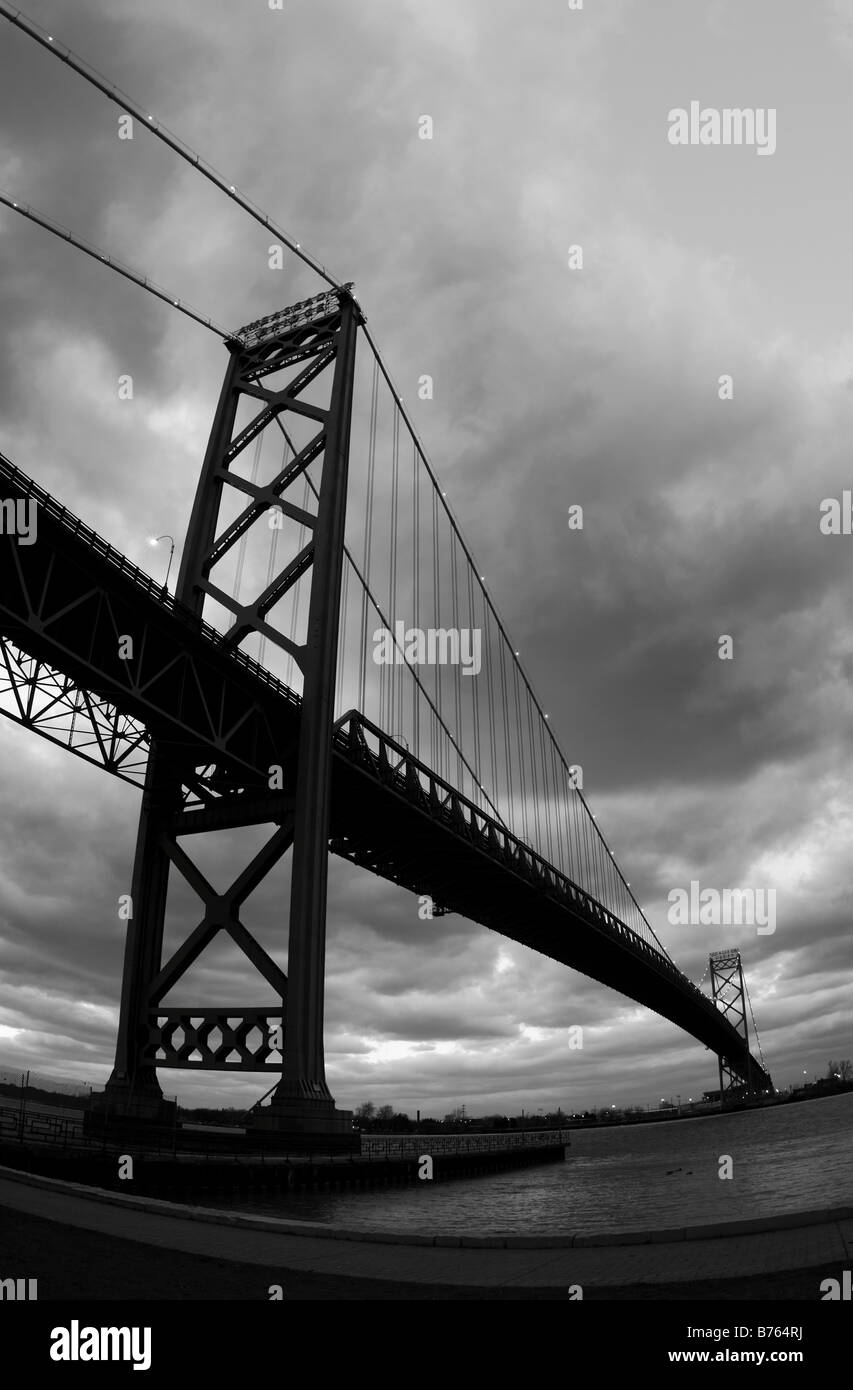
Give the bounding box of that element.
[1,1169,850,1300]
[2,1207,847,1300]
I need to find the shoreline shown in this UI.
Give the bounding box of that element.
[4,1159,850,1248]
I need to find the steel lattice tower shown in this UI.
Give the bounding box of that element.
[708,948,769,1104]
[104,285,360,1133]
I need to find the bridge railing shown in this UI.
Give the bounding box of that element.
[336,711,683,978]
[360,1129,572,1159]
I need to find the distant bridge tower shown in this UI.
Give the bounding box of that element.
[709,949,770,1104]
[105,285,361,1134]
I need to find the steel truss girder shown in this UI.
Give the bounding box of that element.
[0,634,150,786]
[0,452,298,795]
[0,636,296,819]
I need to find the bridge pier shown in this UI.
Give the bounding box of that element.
[100,747,180,1124]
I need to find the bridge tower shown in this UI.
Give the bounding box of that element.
[708,948,766,1105]
[104,285,361,1134]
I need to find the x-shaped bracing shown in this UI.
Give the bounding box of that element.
[147,815,293,1009]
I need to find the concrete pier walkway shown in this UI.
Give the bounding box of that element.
[1,1164,851,1298]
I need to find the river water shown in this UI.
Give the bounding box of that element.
[223,1092,853,1236]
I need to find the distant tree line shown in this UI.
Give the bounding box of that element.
[352,1101,650,1133]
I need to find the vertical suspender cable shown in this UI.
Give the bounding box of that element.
[412,439,420,755]
[388,406,400,736]
[358,358,379,714]
[451,535,463,790]
[500,640,514,827]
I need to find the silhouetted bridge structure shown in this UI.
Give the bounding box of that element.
[0,5,772,1135]
[0,446,771,1115]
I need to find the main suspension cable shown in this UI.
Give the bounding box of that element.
[0,189,230,337]
[0,2,344,291]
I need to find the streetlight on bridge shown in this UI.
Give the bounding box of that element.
[148,534,175,590]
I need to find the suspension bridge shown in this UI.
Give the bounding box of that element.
[0,5,771,1134]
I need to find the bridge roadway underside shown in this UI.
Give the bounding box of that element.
[327,741,767,1086]
[0,454,769,1089]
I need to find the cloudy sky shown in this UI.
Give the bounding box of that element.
[0,0,852,1118]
